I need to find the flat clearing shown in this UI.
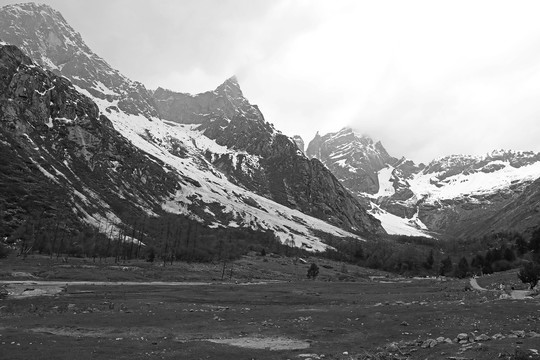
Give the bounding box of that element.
[1,255,539,359]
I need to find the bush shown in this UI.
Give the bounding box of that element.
[307,263,319,279]
[517,262,540,289]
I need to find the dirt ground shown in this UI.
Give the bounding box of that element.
[1,255,539,360]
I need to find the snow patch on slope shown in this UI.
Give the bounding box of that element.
[369,203,432,238]
[77,90,363,251]
[407,160,540,205]
[375,166,395,198]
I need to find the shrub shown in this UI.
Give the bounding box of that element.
[517,262,540,289]
[307,263,319,279]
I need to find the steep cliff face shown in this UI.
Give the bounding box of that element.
[153,79,385,236]
[0,3,158,118]
[153,76,253,124]
[475,177,540,237]
[0,44,179,236]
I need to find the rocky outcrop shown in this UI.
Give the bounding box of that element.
[292,135,304,154]
[153,76,252,124]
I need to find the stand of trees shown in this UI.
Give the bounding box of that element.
[2,192,539,284]
[0,209,282,265]
[316,229,540,279]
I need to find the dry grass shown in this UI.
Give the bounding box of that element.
[0,255,539,360]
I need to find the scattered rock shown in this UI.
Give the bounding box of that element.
[474,334,490,342]
[435,336,445,343]
[421,339,437,348]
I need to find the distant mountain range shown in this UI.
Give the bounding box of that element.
[303,127,540,238]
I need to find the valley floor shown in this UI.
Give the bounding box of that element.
[0,255,539,360]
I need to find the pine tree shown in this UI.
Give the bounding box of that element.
[423,249,434,270]
[439,256,452,276]
[456,257,470,278]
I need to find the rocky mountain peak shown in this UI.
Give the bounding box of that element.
[0,2,158,118]
[306,127,396,168]
[306,127,399,196]
[0,2,91,70]
[153,75,263,126]
[215,75,243,99]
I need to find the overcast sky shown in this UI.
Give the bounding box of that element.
[2,0,540,163]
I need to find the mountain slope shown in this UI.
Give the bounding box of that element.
[0,43,179,237]
[153,79,384,236]
[306,128,432,237]
[0,3,385,249]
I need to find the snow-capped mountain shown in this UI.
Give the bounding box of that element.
[308,128,540,238]
[0,3,385,250]
[306,128,420,197]
[152,81,382,236]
